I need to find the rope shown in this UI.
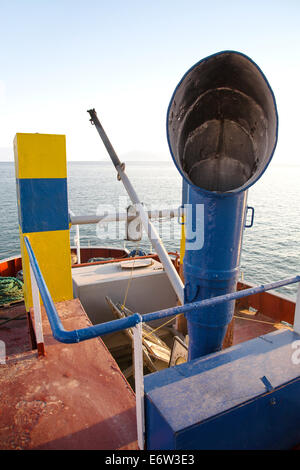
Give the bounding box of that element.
[119,233,280,340]
[144,311,281,342]
[120,235,181,339]
[143,315,178,339]
[144,313,281,343]
[233,314,278,326]
[121,240,141,310]
[121,262,136,310]
[0,277,24,306]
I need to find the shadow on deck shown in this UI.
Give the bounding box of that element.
[0,299,138,450]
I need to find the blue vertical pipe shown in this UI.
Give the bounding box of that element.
[184,187,247,359]
[167,51,278,360]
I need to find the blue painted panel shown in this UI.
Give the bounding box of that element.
[145,330,300,449]
[175,379,300,450]
[145,398,175,450]
[17,178,69,233]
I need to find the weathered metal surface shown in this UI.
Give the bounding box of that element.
[183,188,248,359]
[0,304,31,356]
[145,329,300,450]
[237,280,296,325]
[0,298,138,450]
[71,246,129,264]
[0,256,22,278]
[233,310,280,344]
[167,51,278,194]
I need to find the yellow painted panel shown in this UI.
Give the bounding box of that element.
[20,228,73,311]
[180,215,186,265]
[14,133,67,179]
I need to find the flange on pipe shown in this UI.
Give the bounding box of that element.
[167,51,278,360]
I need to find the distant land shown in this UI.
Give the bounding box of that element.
[0,147,170,163]
[0,146,299,167]
[67,160,172,165]
[0,160,172,165]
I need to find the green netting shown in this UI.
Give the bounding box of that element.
[0,277,24,306]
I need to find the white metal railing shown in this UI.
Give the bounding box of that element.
[133,322,145,449]
[69,207,183,296]
[74,223,81,264]
[69,207,182,226]
[294,283,300,335]
[29,264,45,356]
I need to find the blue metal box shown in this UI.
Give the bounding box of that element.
[144,329,300,449]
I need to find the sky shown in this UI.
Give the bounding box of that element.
[0,0,299,163]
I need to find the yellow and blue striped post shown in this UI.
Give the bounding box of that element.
[14,133,73,311]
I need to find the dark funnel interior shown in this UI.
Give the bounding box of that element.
[167,52,278,193]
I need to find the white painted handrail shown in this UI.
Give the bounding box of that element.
[294,283,300,334]
[133,322,145,450]
[29,264,45,356]
[74,224,81,264]
[70,207,182,226]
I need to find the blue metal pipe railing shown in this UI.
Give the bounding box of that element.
[24,236,300,345]
[24,236,141,344]
[142,275,300,323]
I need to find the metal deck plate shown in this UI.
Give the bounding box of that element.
[144,329,300,449]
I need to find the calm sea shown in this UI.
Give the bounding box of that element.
[0,161,299,299]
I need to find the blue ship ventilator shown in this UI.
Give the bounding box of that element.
[144,51,300,449]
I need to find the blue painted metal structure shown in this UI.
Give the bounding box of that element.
[17,178,69,233]
[166,51,279,359]
[183,187,248,359]
[142,274,300,323]
[144,329,300,450]
[142,51,300,450]
[16,52,298,449]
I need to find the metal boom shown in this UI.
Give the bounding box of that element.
[87,108,184,304]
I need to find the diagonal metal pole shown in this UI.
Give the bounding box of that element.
[87,108,184,304]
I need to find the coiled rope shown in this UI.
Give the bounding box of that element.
[0,277,24,307]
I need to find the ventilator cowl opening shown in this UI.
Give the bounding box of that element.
[167,51,278,193]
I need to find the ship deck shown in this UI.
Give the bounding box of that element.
[0,299,138,450]
[0,285,294,450]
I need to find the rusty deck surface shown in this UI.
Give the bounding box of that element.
[0,304,31,356]
[232,309,287,345]
[0,292,294,450]
[0,299,138,450]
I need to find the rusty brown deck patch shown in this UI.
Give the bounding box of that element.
[0,299,138,450]
[233,310,282,345]
[0,303,31,356]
